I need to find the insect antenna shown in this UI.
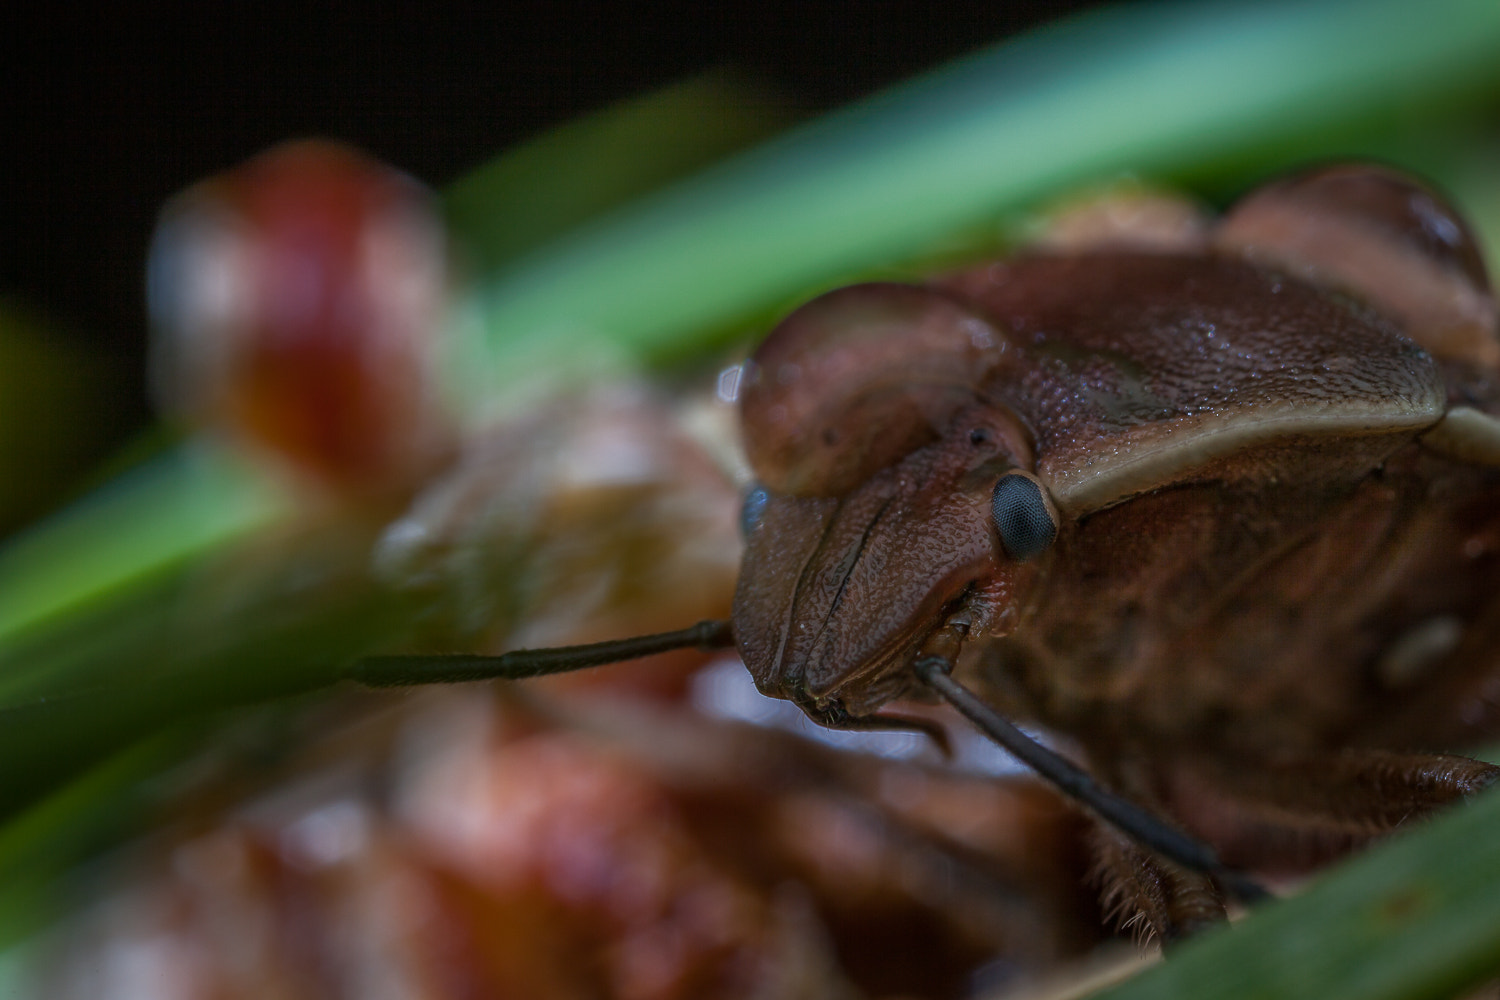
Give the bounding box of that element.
[348,619,735,687]
[912,651,1270,906]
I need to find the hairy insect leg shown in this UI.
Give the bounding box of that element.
[1187,748,1500,836]
[347,619,735,687]
[911,626,1267,908]
[1089,822,1225,947]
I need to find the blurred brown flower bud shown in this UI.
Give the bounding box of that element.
[148,140,454,495]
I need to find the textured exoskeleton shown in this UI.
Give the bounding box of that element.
[732,165,1500,939]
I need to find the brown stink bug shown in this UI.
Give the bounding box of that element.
[352,163,1500,943]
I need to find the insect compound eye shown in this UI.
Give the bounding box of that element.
[740,485,771,537]
[991,471,1058,561]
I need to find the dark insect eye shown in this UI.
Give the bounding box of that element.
[991,472,1058,561]
[740,485,771,537]
[968,427,990,446]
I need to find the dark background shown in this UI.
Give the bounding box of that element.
[3,2,1104,478]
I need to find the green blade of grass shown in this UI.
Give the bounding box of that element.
[442,70,794,275]
[0,445,288,665]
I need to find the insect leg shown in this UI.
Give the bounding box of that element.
[1090,822,1227,946]
[1188,749,1500,835]
[347,619,734,687]
[912,647,1269,906]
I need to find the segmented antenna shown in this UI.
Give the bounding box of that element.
[347,620,735,687]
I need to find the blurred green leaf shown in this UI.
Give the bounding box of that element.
[0,446,288,669]
[443,70,795,274]
[0,302,131,536]
[0,736,184,947]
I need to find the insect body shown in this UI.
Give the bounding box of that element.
[358,164,1500,940]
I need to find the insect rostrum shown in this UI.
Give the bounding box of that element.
[355,163,1500,942]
